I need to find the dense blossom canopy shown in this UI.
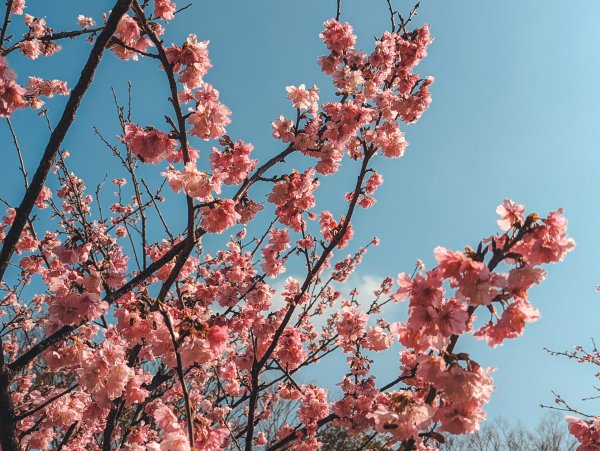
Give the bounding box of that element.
[0,1,581,450]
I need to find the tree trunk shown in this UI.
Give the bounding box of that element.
[0,367,18,451]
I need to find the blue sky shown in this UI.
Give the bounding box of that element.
[3,0,600,429]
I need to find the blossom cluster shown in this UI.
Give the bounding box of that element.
[327,201,573,448]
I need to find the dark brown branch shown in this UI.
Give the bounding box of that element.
[2,27,103,56]
[5,118,28,191]
[0,10,133,447]
[386,0,396,32]
[0,0,14,48]
[8,236,187,372]
[0,336,18,450]
[56,421,78,451]
[0,0,133,286]
[15,384,77,421]
[0,14,132,451]
[243,151,374,449]
[132,3,197,444]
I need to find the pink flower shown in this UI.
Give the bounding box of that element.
[77,15,95,29]
[206,324,228,349]
[507,265,546,296]
[27,77,69,97]
[365,171,383,194]
[496,198,525,231]
[200,199,240,233]
[272,115,295,142]
[474,297,540,347]
[396,77,434,124]
[26,76,69,108]
[298,386,329,432]
[285,84,319,110]
[368,395,433,441]
[34,185,52,208]
[319,211,353,249]
[110,15,152,61]
[268,169,319,232]
[0,57,27,117]
[235,198,263,224]
[188,84,231,139]
[105,362,133,400]
[167,34,212,89]
[566,416,600,449]
[455,260,506,306]
[254,432,267,446]
[11,0,25,14]
[275,328,308,370]
[53,242,91,265]
[153,403,182,433]
[123,374,150,405]
[371,121,409,158]
[362,327,392,351]
[24,14,46,37]
[513,208,575,265]
[337,306,368,352]
[162,163,220,200]
[434,399,487,435]
[392,272,412,302]
[155,0,176,20]
[320,19,356,53]
[210,140,257,185]
[160,432,190,451]
[420,298,470,338]
[19,39,41,60]
[123,123,176,164]
[261,228,290,277]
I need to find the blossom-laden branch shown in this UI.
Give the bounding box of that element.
[543,343,600,449]
[0,0,133,285]
[0,1,133,450]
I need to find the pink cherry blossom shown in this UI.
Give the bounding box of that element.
[123,123,177,164]
[77,15,95,29]
[0,57,27,117]
[320,19,356,53]
[163,163,221,200]
[200,199,240,233]
[210,140,257,185]
[496,198,525,231]
[155,0,177,20]
[167,34,212,89]
[110,15,152,61]
[268,169,319,232]
[473,297,541,347]
[188,84,231,139]
[11,0,25,14]
[286,84,319,110]
[272,115,295,142]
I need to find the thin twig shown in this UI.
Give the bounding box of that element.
[5,118,28,190]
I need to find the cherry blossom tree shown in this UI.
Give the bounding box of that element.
[0,0,575,450]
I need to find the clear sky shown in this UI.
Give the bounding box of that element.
[3,0,600,429]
